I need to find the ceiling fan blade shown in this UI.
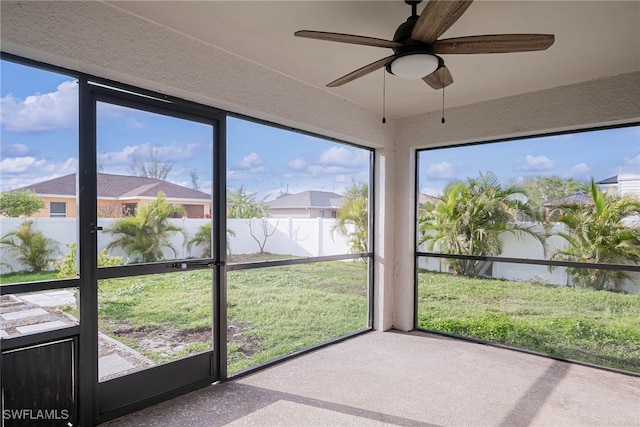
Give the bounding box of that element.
[422,66,454,90]
[295,30,401,49]
[433,34,555,54]
[327,56,395,88]
[412,0,474,44]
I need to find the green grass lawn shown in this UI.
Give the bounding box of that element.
[227,261,368,373]
[417,271,640,373]
[0,270,58,284]
[4,263,639,375]
[95,260,369,373]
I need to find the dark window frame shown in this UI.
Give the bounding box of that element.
[413,123,640,374]
[1,51,376,423]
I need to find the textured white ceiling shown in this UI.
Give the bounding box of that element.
[106,1,639,119]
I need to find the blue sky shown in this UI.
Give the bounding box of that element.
[418,127,639,196]
[1,59,638,200]
[0,60,370,200]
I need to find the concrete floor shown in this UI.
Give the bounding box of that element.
[101,330,640,426]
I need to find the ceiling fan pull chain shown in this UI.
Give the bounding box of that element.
[441,68,446,124]
[382,70,387,124]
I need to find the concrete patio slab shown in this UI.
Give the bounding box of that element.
[100,330,640,427]
[16,320,69,334]
[99,354,136,379]
[1,307,48,321]
[20,291,76,307]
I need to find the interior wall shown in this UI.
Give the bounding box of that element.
[391,71,640,331]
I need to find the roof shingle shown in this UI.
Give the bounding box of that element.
[15,173,211,200]
[266,191,343,209]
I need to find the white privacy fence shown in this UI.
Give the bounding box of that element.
[1,218,637,293]
[0,217,353,273]
[418,223,639,294]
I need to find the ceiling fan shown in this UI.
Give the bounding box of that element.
[295,0,555,90]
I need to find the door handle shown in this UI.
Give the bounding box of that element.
[167,261,225,269]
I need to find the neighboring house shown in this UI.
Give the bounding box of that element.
[542,172,640,220]
[542,192,593,220]
[266,191,342,218]
[596,171,640,197]
[13,173,212,218]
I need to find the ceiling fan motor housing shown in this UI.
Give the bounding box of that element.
[387,14,442,77]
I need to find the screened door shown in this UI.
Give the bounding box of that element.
[85,85,225,417]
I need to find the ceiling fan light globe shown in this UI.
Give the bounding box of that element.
[390,54,439,79]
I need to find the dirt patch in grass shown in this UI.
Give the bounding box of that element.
[103,321,260,359]
[228,322,260,357]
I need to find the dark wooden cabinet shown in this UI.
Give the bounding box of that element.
[2,338,78,426]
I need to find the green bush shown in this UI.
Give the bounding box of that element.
[0,220,59,272]
[53,243,123,278]
[0,190,45,217]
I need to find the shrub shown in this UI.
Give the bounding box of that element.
[0,220,59,272]
[0,190,45,217]
[53,243,123,278]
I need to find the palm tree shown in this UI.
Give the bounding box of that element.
[227,186,268,218]
[551,180,640,291]
[104,192,186,263]
[333,182,368,253]
[0,220,59,272]
[419,172,545,276]
[186,222,236,257]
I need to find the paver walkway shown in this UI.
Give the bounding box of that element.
[0,293,77,337]
[0,292,154,381]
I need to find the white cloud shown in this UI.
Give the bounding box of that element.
[156,142,203,162]
[0,156,48,173]
[0,156,77,191]
[287,157,307,170]
[626,154,640,166]
[227,170,249,181]
[425,162,455,179]
[237,152,264,169]
[1,80,78,132]
[306,164,350,177]
[198,180,213,196]
[98,142,205,173]
[318,146,368,167]
[517,155,555,172]
[98,145,140,173]
[566,163,591,179]
[0,143,30,157]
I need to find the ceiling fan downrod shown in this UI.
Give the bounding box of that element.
[405,0,422,18]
